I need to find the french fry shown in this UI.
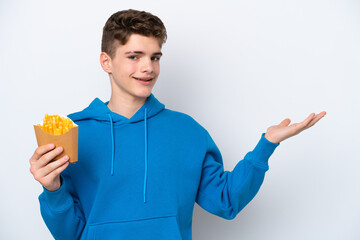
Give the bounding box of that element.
[37,114,75,135]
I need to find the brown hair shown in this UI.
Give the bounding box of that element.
[101,9,167,59]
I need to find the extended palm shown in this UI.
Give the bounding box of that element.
[264,111,327,144]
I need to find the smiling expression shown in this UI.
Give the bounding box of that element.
[101,34,163,101]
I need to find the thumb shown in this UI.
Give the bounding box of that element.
[279,118,291,127]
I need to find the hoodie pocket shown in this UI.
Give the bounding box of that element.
[88,216,182,240]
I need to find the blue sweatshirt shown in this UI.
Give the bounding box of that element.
[38,93,279,240]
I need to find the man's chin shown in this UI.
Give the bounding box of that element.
[132,89,153,100]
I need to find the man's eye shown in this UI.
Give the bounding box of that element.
[152,57,160,61]
[128,56,138,60]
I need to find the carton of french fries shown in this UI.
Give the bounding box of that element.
[34,114,78,163]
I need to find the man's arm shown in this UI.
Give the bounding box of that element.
[30,144,86,240]
[195,112,326,219]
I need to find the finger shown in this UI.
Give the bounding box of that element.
[279,118,291,127]
[289,113,315,134]
[298,113,316,129]
[318,111,327,118]
[37,146,64,168]
[30,144,56,165]
[35,155,69,180]
[42,160,70,184]
[304,111,327,130]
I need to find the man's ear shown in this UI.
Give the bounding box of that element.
[100,52,112,73]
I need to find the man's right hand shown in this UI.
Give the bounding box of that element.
[29,144,70,191]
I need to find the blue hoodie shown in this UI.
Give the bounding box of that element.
[39,93,279,240]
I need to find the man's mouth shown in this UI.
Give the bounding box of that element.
[133,77,153,81]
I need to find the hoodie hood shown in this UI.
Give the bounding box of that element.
[67,93,165,203]
[68,93,165,124]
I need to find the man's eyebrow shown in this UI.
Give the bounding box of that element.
[124,51,163,56]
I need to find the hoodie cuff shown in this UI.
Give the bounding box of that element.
[41,177,73,213]
[247,133,280,170]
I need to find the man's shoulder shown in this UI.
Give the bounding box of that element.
[161,108,207,133]
[162,108,197,121]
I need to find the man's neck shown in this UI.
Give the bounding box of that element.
[107,93,147,119]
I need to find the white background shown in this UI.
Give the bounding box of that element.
[1,0,359,239]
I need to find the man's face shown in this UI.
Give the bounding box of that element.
[104,34,162,101]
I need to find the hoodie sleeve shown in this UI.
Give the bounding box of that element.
[38,169,86,240]
[195,130,279,220]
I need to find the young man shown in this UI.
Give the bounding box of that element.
[29,9,326,240]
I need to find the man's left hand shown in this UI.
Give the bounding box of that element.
[264,111,327,143]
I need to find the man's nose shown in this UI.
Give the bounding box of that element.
[140,58,154,73]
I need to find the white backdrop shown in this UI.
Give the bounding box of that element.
[1,0,359,239]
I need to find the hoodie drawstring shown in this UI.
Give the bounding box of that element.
[108,114,115,176]
[143,108,148,203]
[107,109,149,204]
